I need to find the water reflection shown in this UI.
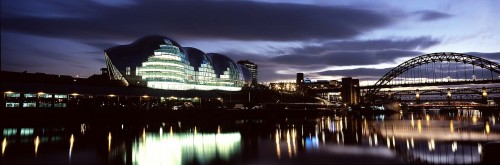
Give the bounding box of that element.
[2,138,6,156]
[132,131,241,165]
[361,111,500,164]
[1,111,499,164]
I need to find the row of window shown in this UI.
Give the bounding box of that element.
[5,93,68,98]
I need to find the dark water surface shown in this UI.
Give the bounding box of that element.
[2,110,499,164]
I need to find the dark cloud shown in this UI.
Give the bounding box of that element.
[292,37,440,54]
[413,10,452,21]
[271,49,423,66]
[318,68,392,78]
[1,0,395,42]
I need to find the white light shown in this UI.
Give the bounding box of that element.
[132,132,241,165]
[478,143,482,154]
[452,141,457,152]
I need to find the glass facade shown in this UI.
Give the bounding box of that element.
[105,36,251,91]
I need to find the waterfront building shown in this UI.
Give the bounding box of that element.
[104,36,251,91]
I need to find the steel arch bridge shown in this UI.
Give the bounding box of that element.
[363,52,500,103]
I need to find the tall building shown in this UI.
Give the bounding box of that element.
[296,73,304,84]
[104,36,251,91]
[237,60,258,86]
[341,77,360,105]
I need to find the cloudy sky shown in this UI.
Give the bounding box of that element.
[2,0,500,83]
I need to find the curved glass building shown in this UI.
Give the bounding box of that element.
[104,36,251,91]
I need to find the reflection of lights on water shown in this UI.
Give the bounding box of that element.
[132,132,241,165]
[426,114,430,126]
[485,122,490,134]
[275,130,281,159]
[417,120,422,133]
[450,120,454,133]
[472,116,478,124]
[142,128,146,142]
[121,124,124,130]
[322,132,325,145]
[35,136,40,155]
[170,126,173,137]
[292,129,297,157]
[374,134,378,146]
[305,136,319,150]
[69,134,74,159]
[344,117,348,129]
[428,139,435,151]
[159,128,163,138]
[452,141,457,152]
[406,139,409,150]
[80,123,86,134]
[411,114,414,128]
[492,116,496,125]
[2,138,6,156]
[287,130,292,158]
[411,138,414,148]
[386,137,390,148]
[369,136,372,146]
[478,143,482,154]
[108,132,112,152]
[336,133,339,144]
[217,125,221,134]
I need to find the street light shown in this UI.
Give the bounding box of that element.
[194,97,201,109]
[217,97,223,106]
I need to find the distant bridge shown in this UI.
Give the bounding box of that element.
[362,52,500,103]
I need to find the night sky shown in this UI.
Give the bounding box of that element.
[2,0,500,83]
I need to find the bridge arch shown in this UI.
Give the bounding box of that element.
[364,52,500,103]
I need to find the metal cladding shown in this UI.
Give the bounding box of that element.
[104,36,249,91]
[206,53,239,79]
[239,65,252,85]
[183,47,211,72]
[105,35,184,72]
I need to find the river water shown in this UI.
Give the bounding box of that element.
[1,110,499,164]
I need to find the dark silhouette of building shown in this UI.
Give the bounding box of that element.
[296,73,304,85]
[341,77,360,105]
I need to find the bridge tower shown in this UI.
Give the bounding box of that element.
[341,77,360,105]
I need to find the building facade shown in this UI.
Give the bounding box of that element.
[104,36,251,91]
